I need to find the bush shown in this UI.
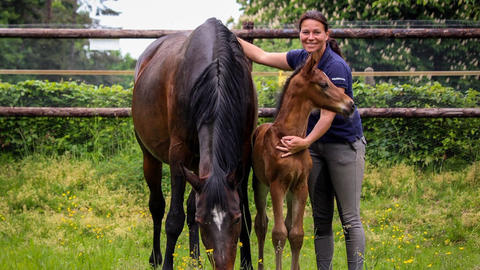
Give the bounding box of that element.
[0,80,134,157]
[1,79,479,166]
[355,82,480,166]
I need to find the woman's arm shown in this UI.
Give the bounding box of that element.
[276,109,336,157]
[237,38,292,71]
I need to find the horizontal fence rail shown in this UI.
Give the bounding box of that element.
[1,69,479,77]
[1,28,480,39]
[1,107,479,118]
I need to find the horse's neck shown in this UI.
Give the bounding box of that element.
[272,91,313,138]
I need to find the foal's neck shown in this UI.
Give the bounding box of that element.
[272,90,313,138]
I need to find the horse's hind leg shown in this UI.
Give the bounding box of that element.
[253,173,269,270]
[142,151,166,268]
[162,159,186,270]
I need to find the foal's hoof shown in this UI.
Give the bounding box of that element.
[149,251,162,268]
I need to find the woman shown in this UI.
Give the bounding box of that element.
[238,10,366,270]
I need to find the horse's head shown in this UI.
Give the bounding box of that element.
[293,51,355,117]
[183,167,242,269]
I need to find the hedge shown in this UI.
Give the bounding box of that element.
[0,80,134,157]
[1,80,479,166]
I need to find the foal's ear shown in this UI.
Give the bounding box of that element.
[312,50,322,63]
[182,166,204,192]
[303,52,320,77]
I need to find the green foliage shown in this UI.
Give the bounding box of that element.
[1,79,479,166]
[254,74,480,166]
[0,1,136,87]
[0,80,134,156]
[355,82,480,166]
[238,0,480,25]
[1,155,479,268]
[237,0,480,91]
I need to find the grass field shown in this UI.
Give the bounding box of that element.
[0,145,479,269]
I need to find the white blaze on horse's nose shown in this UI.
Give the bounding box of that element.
[212,205,226,232]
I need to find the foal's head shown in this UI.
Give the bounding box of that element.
[288,51,355,116]
[183,168,242,269]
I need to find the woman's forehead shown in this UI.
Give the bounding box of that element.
[300,19,325,31]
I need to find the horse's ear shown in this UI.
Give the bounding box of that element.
[312,50,322,63]
[302,53,317,77]
[182,166,204,192]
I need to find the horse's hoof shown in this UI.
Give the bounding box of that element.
[149,251,162,268]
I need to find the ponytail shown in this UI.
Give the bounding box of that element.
[328,38,343,59]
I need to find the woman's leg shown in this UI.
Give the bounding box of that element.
[308,143,335,270]
[324,138,366,270]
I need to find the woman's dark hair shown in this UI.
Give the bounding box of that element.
[298,10,343,58]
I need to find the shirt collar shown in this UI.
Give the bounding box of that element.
[317,43,332,69]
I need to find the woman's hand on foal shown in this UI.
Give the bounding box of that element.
[276,136,310,158]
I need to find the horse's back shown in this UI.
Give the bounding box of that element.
[132,32,189,162]
[133,18,256,166]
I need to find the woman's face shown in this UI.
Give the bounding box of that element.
[299,19,328,53]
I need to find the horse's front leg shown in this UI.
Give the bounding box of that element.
[162,162,187,270]
[239,162,253,270]
[186,189,200,264]
[288,179,308,270]
[253,173,269,270]
[141,150,166,268]
[270,180,288,270]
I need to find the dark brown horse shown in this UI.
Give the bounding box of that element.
[251,51,354,270]
[132,18,256,270]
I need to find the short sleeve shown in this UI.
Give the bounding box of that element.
[324,61,350,90]
[286,49,308,70]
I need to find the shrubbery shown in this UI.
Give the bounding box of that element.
[354,82,480,165]
[0,80,134,157]
[1,80,479,166]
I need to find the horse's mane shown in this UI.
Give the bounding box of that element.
[188,19,252,208]
[274,64,304,120]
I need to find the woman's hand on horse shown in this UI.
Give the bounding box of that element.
[276,136,310,158]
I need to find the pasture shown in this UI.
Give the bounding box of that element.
[1,142,479,269]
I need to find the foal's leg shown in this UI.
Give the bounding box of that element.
[285,191,293,232]
[270,180,288,270]
[288,180,308,270]
[253,173,269,270]
[142,151,166,268]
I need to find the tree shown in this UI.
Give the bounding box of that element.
[0,0,135,87]
[237,0,480,91]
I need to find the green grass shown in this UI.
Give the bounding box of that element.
[0,148,479,269]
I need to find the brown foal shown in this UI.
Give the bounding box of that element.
[251,50,355,270]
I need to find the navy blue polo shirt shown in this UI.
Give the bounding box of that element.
[286,44,363,143]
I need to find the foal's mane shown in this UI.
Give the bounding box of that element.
[188,19,252,208]
[274,63,305,120]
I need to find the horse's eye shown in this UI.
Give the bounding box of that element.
[195,217,204,225]
[232,214,242,225]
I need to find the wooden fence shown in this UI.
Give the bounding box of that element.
[0,26,479,118]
